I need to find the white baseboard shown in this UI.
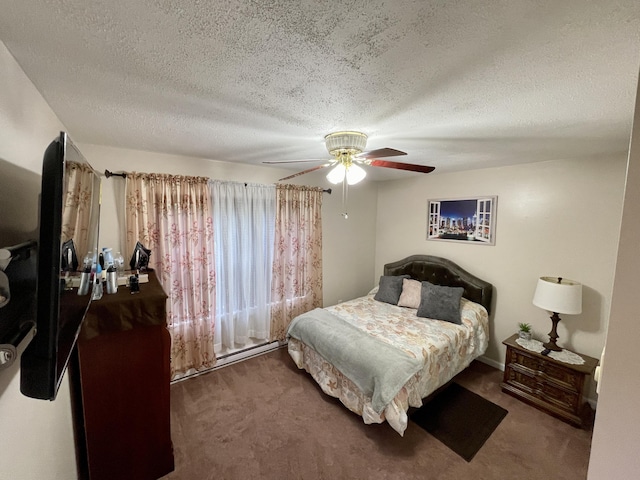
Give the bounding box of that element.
[477,355,504,371]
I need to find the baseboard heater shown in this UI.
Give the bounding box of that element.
[171,340,285,383]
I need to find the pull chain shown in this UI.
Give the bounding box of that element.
[341,178,349,219]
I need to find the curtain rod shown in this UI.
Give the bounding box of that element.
[244,182,331,194]
[105,170,331,194]
[104,169,126,178]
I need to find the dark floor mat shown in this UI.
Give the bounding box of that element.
[410,382,508,462]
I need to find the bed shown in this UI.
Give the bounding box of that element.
[287,255,493,436]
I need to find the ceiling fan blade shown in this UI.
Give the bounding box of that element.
[357,148,407,159]
[278,163,332,181]
[263,159,328,164]
[368,160,435,174]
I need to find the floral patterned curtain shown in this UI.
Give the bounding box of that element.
[125,173,216,377]
[270,184,323,341]
[61,161,95,260]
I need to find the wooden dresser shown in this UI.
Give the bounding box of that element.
[501,333,598,428]
[70,271,174,480]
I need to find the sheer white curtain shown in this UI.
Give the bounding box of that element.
[210,180,276,351]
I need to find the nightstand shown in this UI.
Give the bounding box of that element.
[501,333,599,428]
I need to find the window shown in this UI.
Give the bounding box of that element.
[210,181,276,351]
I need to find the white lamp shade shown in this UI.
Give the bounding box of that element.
[532,276,582,314]
[346,164,366,185]
[326,163,346,184]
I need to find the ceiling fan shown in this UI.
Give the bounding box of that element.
[264,131,435,185]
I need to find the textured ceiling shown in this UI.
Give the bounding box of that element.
[1,0,639,180]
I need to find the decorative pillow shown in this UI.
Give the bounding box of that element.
[417,281,464,324]
[397,278,422,309]
[373,275,410,305]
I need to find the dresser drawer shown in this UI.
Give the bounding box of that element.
[508,349,581,390]
[504,366,580,413]
[543,362,581,390]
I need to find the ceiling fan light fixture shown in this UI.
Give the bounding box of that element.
[325,131,368,156]
[326,163,366,185]
[346,163,366,185]
[326,163,346,184]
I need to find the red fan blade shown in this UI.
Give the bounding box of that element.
[278,163,332,181]
[369,160,435,174]
[357,148,407,159]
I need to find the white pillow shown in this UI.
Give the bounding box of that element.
[397,278,422,309]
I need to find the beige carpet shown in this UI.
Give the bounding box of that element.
[163,347,593,480]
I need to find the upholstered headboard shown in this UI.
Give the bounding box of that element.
[383,255,493,314]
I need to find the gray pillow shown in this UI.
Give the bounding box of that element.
[374,275,410,305]
[417,281,464,324]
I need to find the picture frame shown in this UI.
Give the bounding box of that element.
[427,196,497,245]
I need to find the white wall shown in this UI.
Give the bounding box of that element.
[0,41,77,480]
[375,156,626,372]
[319,179,379,303]
[77,142,378,310]
[588,73,640,479]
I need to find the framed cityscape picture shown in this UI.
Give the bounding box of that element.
[427,196,497,245]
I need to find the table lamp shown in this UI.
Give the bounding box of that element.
[532,276,582,353]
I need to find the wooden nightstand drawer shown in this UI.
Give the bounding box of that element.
[509,348,581,390]
[504,367,580,413]
[501,334,598,428]
[540,378,580,412]
[544,362,581,389]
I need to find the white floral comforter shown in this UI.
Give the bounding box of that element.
[287,291,489,436]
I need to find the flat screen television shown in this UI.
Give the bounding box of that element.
[20,132,101,400]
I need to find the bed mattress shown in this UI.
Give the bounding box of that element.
[287,290,489,435]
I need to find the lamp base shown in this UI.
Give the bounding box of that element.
[542,341,562,352]
[544,312,563,352]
